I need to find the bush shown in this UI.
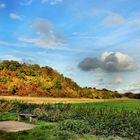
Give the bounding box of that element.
[44,109,65,122]
[88,109,140,139]
[59,119,91,134]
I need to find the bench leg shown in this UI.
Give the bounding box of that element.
[18,116,22,121]
[29,117,38,124]
[29,116,32,123]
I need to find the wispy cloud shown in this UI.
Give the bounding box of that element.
[91,8,111,16]
[0,40,22,47]
[9,13,22,21]
[91,9,125,27]
[102,14,125,26]
[19,18,65,48]
[42,0,63,5]
[20,0,33,6]
[71,32,99,39]
[132,18,140,27]
[0,55,22,61]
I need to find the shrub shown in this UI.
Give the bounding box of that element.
[33,108,47,120]
[44,109,65,122]
[59,119,91,134]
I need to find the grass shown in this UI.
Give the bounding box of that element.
[71,100,140,110]
[0,112,17,121]
[0,99,140,140]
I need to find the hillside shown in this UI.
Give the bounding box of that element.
[0,60,121,99]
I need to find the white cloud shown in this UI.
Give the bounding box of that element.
[9,13,22,21]
[91,9,125,26]
[42,0,63,5]
[132,18,140,27]
[102,14,125,26]
[0,55,22,61]
[101,51,137,72]
[0,55,35,65]
[118,80,140,93]
[0,3,6,9]
[0,40,21,47]
[113,77,123,84]
[19,18,65,48]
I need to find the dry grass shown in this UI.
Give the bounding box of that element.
[0,96,131,104]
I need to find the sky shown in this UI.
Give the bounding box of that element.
[0,0,140,93]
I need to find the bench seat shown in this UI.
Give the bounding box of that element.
[18,113,37,123]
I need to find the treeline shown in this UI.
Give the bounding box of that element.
[123,92,140,99]
[0,60,137,99]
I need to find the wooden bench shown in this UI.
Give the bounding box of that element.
[18,114,37,123]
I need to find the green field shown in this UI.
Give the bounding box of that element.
[71,100,140,110]
[0,100,140,140]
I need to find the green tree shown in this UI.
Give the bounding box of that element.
[55,79,62,89]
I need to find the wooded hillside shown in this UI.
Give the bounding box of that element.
[0,60,122,98]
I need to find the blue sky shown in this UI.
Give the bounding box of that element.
[0,0,140,93]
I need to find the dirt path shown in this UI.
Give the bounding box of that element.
[0,96,131,104]
[0,121,35,132]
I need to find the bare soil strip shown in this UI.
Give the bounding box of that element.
[0,121,35,132]
[0,96,132,104]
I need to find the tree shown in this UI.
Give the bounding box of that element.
[8,83,18,95]
[55,79,62,89]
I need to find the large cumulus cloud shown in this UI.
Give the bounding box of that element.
[78,52,137,72]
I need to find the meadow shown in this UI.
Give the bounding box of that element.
[0,99,140,140]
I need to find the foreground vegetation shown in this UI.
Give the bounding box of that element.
[0,100,140,140]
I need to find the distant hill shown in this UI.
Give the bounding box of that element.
[0,60,123,99]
